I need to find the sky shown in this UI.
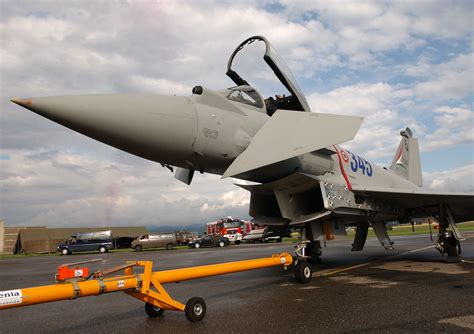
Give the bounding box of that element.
[0,0,473,228]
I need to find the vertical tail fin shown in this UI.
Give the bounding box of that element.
[390,127,423,187]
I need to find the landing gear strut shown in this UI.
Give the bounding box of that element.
[434,205,463,262]
[306,241,322,264]
[292,223,325,283]
[436,231,461,261]
[293,240,321,284]
[294,241,312,284]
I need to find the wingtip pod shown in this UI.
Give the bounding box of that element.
[223,111,363,178]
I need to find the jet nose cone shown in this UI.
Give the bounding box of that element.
[11,98,33,108]
[11,94,199,165]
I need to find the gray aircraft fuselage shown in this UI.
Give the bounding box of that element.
[11,89,416,194]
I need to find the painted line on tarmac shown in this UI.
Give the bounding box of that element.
[439,315,474,330]
[321,236,473,277]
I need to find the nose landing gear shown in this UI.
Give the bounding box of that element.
[293,240,322,283]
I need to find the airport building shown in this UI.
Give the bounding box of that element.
[0,221,149,254]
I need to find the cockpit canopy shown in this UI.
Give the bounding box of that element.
[226,36,311,115]
[226,85,264,109]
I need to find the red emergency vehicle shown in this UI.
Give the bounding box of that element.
[206,217,253,236]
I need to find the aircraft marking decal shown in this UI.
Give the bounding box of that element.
[395,146,403,164]
[349,152,373,176]
[333,145,352,191]
[341,150,349,162]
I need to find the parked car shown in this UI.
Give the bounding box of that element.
[131,233,177,251]
[188,235,230,248]
[57,230,113,255]
[223,230,243,244]
[242,228,290,243]
[242,229,265,243]
[262,229,284,242]
[174,231,198,246]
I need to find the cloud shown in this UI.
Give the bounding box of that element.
[0,1,472,228]
[404,54,473,101]
[307,80,472,158]
[282,1,472,56]
[424,164,474,192]
[129,76,190,95]
[421,106,474,151]
[0,149,250,227]
[307,82,415,158]
[200,189,250,214]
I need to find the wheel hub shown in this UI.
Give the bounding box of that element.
[304,267,311,278]
[194,304,203,316]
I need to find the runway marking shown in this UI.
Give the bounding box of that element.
[329,275,398,289]
[373,260,470,275]
[320,247,432,277]
[322,262,375,277]
[439,315,474,330]
[298,286,320,290]
[321,236,473,277]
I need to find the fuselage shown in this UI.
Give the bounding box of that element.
[182,87,420,192]
[12,86,419,193]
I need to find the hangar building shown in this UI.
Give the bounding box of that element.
[0,221,148,254]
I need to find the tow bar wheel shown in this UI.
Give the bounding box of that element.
[145,302,164,317]
[185,297,206,322]
[295,261,312,284]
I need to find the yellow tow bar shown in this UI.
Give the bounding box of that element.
[0,253,293,322]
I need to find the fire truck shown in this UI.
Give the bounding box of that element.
[206,217,253,244]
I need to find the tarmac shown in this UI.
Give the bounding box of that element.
[1,233,473,333]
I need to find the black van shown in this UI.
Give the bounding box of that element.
[57,231,113,255]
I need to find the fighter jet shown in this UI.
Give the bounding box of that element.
[11,36,473,282]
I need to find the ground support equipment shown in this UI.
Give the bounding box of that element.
[0,253,292,322]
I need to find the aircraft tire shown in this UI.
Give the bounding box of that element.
[307,256,322,264]
[145,302,164,317]
[295,261,312,284]
[185,297,206,322]
[446,237,461,257]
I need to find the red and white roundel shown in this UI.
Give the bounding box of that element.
[341,150,349,163]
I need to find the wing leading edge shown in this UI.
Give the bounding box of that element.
[223,111,363,178]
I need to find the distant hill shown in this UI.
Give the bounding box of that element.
[147,223,206,234]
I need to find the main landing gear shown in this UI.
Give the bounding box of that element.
[436,231,462,262]
[434,205,464,263]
